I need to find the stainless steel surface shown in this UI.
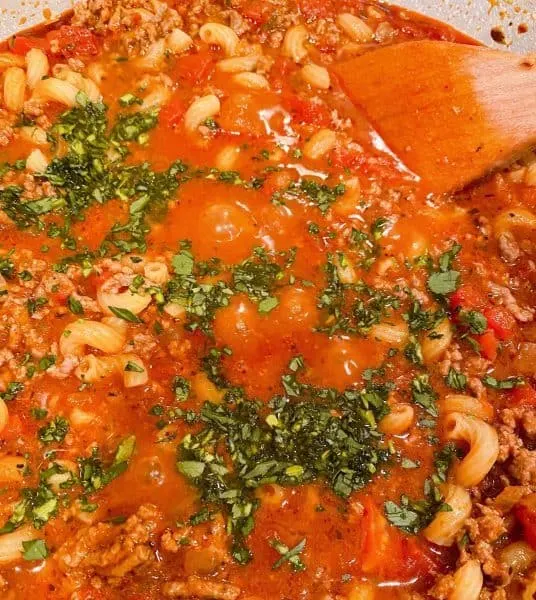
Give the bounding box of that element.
[396,0,535,52]
[0,0,535,51]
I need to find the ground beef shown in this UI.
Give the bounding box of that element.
[162,576,241,599]
[509,448,536,485]
[427,573,455,599]
[465,505,506,544]
[55,504,161,581]
[488,282,534,322]
[73,0,182,55]
[498,232,520,264]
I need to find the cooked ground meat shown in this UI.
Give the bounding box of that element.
[73,0,182,55]
[427,573,455,600]
[162,576,241,599]
[488,282,534,322]
[498,232,520,264]
[465,505,507,544]
[509,448,536,485]
[55,504,161,580]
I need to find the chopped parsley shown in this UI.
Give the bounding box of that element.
[427,243,461,296]
[38,416,69,444]
[482,375,525,390]
[270,537,306,571]
[445,367,467,391]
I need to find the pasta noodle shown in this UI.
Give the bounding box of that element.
[301,64,331,90]
[282,25,309,63]
[448,560,483,600]
[444,412,499,487]
[441,394,494,422]
[233,72,270,90]
[166,28,194,54]
[494,207,536,235]
[422,319,453,363]
[423,483,471,546]
[303,129,338,160]
[33,77,80,107]
[0,455,27,483]
[0,53,25,69]
[97,286,151,316]
[19,125,48,146]
[144,262,169,285]
[215,144,240,170]
[75,353,148,388]
[3,67,26,112]
[135,39,166,70]
[217,55,259,73]
[199,23,239,57]
[369,323,409,347]
[379,403,414,434]
[337,13,375,43]
[26,149,49,173]
[499,541,536,575]
[0,526,37,564]
[184,94,221,133]
[59,319,127,357]
[25,48,49,89]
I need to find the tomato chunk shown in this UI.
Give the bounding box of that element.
[449,285,486,313]
[483,306,515,341]
[475,329,498,361]
[330,146,365,170]
[516,495,536,550]
[9,35,50,56]
[172,51,214,85]
[286,95,331,126]
[508,384,536,407]
[360,497,393,575]
[159,95,187,129]
[47,26,99,58]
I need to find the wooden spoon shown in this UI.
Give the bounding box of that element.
[332,40,536,194]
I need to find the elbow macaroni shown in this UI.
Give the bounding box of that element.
[444,412,499,487]
[76,353,148,388]
[422,319,453,363]
[379,403,414,435]
[423,483,471,546]
[282,25,309,63]
[184,94,221,133]
[337,13,375,43]
[199,23,239,57]
[59,319,127,357]
[448,560,483,600]
[25,48,49,89]
[303,128,338,160]
[3,67,26,112]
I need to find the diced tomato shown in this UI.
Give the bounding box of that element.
[449,285,486,314]
[483,306,515,341]
[9,35,50,56]
[172,51,214,85]
[159,95,187,129]
[360,497,394,575]
[46,26,99,58]
[508,384,536,407]
[269,57,294,90]
[297,0,334,19]
[46,26,98,58]
[286,95,331,127]
[241,0,270,24]
[475,329,498,361]
[330,146,365,170]
[516,495,536,550]
[2,414,23,441]
[402,537,441,580]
